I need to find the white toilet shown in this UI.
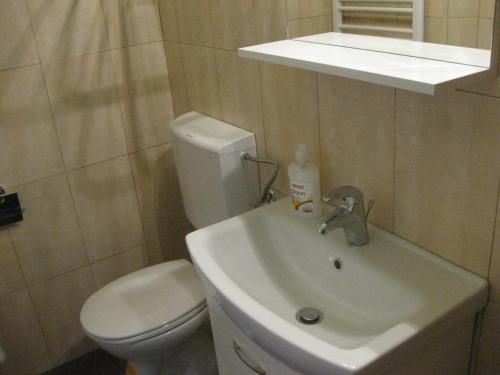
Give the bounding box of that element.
[80,112,260,375]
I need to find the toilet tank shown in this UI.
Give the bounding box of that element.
[171,112,260,229]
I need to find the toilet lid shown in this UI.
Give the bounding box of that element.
[80,260,206,341]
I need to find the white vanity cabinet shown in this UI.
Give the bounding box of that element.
[210,303,476,375]
[209,305,301,375]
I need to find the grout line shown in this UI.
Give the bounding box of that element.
[36,40,164,67]
[6,141,173,192]
[251,0,259,49]
[206,0,223,118]
[289,13,334,22]
[170,0,183,44]
[445,0,450,44]
[8,0,57,356]
[28,2,97,286]
[21,240,149,291]
[4,229,30,297]
[156,0,181,67]
[24,0,67,175]
[212,47,224,119]
[456,88,500,99]
[392,89,397,234]
[315,72,324,193]
[0,61,40,73]
[64,171,92,267]
[256,60,271,188]
[0,285,29,300]
[20,4,80,364]
[104,23,150,265]
[125,153,151,265]
[486,178,500,286]
[176,42,193,112]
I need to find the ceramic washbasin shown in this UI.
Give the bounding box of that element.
[186,198,488,374]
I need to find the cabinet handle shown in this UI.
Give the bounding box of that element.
[233,341,267,375]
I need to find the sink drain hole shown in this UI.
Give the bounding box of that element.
[296,308,322,325]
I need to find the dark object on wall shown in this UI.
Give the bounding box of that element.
[0,187,24,227]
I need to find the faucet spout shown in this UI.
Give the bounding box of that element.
[316,186,374,246]
[316,207,351,235]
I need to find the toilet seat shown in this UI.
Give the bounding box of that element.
[80,260,206,344]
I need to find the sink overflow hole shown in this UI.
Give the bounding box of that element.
[332,257,343,271]
[296,308,322,325]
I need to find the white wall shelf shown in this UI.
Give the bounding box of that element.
[238,32,496,95]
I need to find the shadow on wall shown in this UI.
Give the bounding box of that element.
[1,0,188,371]
[10,0,175,212]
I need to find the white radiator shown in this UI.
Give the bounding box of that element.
[333,0,424,41]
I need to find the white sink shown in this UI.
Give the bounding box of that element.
[187,198,488,374]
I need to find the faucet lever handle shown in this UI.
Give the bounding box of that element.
[365,200,375,220]
[323,186,364,205]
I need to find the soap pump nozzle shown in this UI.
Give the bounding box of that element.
[295,144,308,167]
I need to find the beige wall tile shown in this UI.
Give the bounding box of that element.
[175,0,213,46]
[130,144,190,242]
[477,301,500,374]
[463,76,500,98]
[0,65,64,187]
[287,0,300,19]
[91,245,149,288]
[102,0,163,49]
[164,41,191,117]
[9,174,88,285]
[480,0,497,18]
[68,156,145,262]
[297,0,332,18]
[181,44,221,118]
[0,229,25,297]
[447,17,480,48]
[288,14,333,38]
[146,227,193,265]
[260,63,320,193]
[27,0,108,61]
[394,90,500,277]
[478,18,494,49]
[489,191,500,302]
[0,0,39,70]
[424,17,448,44]
[43,52,128,170]
[319,76,395,231]
[159,0,179,41]
[30,267,96,365]
[0,289,53,374]
[424,0,449,17]
[255,0,288,43]
[449,0,481,17]
[215,50,265,155]
[110,42,173,152]
[210,0,256,50]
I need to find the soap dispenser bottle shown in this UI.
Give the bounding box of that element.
[288,144,322,219]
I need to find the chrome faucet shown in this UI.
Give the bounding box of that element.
[316,186,374,246]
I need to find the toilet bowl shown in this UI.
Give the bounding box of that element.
[80,112,260,374]
[80,260,210,374]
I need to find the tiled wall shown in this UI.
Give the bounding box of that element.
[425,0,496,48]
[159,0,500,374]
[284,0,497,49]
[287,0,333,38]
[0,0,191,373]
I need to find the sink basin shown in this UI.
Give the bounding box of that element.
[187,198,488,374]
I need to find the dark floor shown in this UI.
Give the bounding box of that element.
[42,349,126,375]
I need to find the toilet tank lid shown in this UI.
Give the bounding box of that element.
[171,111,256,154]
